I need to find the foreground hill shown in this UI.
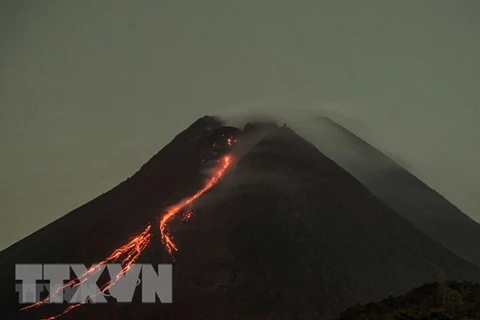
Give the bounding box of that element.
[338,281,480,320]
[0,117,479,319]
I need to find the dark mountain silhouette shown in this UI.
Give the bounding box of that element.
[337,281,480,320]
[313,117,480,268]
[0,116,479,320]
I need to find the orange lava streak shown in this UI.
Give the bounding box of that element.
[21,225,152,319]
[23,152,233,319]
[159,155,232,255]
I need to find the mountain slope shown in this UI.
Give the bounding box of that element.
[0,117,479,320]
[311,117,480,268]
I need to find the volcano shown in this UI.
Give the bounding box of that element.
[0,116,479,320]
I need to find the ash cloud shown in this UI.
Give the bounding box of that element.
[215,104,403,180]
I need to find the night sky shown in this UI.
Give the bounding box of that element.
[1,1,479,250]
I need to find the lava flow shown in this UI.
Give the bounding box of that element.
[22,153,232,320]
[41,223,151,320]
[21,224,152,319]
[159,155,232,255]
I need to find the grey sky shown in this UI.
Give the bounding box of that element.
[1,1,479,250]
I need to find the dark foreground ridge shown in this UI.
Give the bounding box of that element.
[0,116,479,319]
[337,281,480,320]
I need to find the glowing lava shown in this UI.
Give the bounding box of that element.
[22,224,152,319]
[22,152,232,320]
[159,155,232,255]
